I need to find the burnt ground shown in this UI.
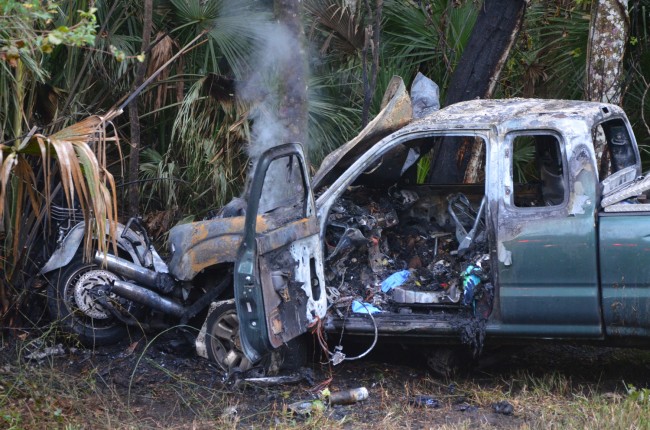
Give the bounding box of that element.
[3,329,650,429]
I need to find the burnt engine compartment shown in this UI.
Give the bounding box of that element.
[323,184,494,319]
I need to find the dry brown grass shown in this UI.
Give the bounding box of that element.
[2,341,650,429]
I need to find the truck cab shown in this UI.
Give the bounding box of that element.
[236,93,650,365]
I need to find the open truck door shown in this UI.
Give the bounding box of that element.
[235,143,327,363]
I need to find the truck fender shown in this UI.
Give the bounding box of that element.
[39,222,163,275]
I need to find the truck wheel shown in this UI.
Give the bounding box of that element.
[204,300,253,373]
[204,300,307,374]
[47,257,133,346]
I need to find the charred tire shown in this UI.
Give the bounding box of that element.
[205,300,253,373]
[47,257,134,346]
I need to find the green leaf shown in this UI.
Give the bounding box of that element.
[47,32,63,45]
[40,43,53,54]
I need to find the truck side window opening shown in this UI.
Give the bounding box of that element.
[596,119,637,180]
[512,134,565,208]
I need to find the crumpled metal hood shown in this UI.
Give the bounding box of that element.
[311,76,413,192]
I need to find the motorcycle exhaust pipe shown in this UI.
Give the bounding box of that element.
[110,279,185,318]
[94,252,175,293]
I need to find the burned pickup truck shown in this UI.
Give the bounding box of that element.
[41,76,650,373]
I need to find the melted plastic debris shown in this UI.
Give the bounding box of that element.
[325,186,490,312]
[324,185,493,353]
[409,395,442,408]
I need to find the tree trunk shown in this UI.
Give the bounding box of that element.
[428,0,526,184]
[586,0,629,166]
[127,0,153,217]
[274,0,309,151]
[361,0,382,127]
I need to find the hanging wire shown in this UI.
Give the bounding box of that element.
[311,299,379,364]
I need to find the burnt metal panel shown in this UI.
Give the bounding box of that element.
[235,143,326,363]
[168,216,271,281]
[312,76,413,191]
[258,243,313,349]
[408,98,626,133]
[256,217,319,255]
[325,314,460,337]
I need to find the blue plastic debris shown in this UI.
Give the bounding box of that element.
[381,270,411,293]
[461,265,481,307]
[351,300,382,314]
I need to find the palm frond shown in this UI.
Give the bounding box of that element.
[145,32,178,113]
[140,147,180,209]
[170,0,268,78]
[304,0,364,56]
[499,1,590,99]
[0,110,121,273]
[308,74,361,164]
[169,77,248,213]
[382,0,479,92]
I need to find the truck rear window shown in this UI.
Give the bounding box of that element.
[512,134,566,208]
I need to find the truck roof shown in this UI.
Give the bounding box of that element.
[313,92,628,192]
[410,98,624,130]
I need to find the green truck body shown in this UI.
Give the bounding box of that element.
[235,95,650,362]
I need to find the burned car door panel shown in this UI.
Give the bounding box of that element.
[496,129,602,335]
[235,143,326,363]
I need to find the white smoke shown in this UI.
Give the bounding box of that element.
[237,16,309,213]
[239,22,308,162]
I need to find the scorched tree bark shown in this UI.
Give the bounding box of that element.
[428,0,527,184]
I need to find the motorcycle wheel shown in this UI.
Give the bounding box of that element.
[204,300,253,373]
[47,257,134,346]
